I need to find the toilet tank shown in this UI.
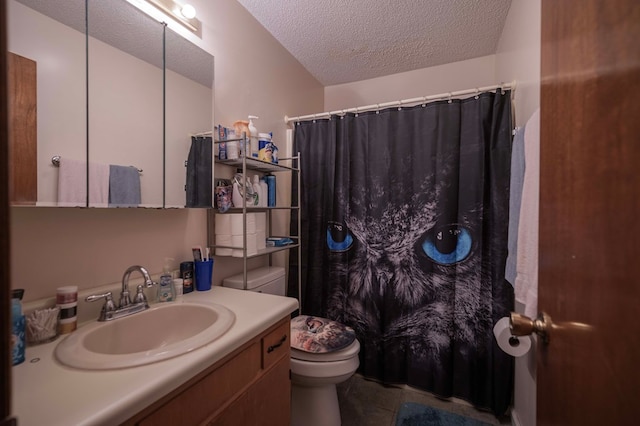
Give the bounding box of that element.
[222,266,286,296]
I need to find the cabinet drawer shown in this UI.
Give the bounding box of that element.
[262,319,290,370]
[139,341,261,426]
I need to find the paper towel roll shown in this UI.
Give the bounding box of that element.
[493,317,531,357]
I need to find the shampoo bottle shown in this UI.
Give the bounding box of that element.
[266,174,276,207]
[157,258,176,302]
[248,115,259,158]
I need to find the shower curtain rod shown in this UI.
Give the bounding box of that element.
[284,81,516,124]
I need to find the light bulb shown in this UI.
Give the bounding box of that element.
[180,4,196,19]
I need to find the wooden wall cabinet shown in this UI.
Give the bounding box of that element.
[124,317,291,426]
[8,52,37,205]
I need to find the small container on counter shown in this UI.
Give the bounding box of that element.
[57,286,77,334]
[180,261,194,294]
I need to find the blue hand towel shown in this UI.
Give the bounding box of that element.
[108,165,141,207]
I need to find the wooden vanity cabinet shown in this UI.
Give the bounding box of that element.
[124,317,291,426]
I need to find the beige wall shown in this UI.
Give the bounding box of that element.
[494,1,541,426]
[324,55,497,111]
[10,0,323,302]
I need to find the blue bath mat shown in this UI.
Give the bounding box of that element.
[395,402,493,426]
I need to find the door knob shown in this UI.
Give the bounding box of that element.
[510,312,553,343]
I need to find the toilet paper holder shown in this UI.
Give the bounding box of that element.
[510,311,553,344]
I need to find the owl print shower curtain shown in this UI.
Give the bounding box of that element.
[291,91,514,415]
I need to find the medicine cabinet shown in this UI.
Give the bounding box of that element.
[8,0,213,208]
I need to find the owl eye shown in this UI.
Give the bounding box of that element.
[419,224,473,265]
[326,222,353,252]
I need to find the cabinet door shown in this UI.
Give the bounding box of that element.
[8,53,37,205]
[209,356,290,426]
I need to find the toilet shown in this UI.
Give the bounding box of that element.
[223,267,361,426]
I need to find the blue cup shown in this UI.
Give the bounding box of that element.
[194,259,214,291]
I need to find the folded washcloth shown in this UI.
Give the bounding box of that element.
[108,165,141,207]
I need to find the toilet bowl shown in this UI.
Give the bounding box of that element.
[290,318,360,426]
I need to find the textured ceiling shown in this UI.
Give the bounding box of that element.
[237,0,512,86]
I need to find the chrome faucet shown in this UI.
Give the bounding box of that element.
[86,265,157,321]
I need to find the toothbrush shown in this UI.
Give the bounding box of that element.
[205,247,210,261]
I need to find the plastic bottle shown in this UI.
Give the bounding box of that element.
[259,177,268,207]
[266,174,276,207]
[11,289,25,366]
[258,133,272,162]
[157,258,176,302]
[252,175,262,207]
[232,174,243,207]
[248,115,259,158]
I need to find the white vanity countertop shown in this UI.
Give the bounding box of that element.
[11,286,299,426]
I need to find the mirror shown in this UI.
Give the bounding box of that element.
[8,0,214,208]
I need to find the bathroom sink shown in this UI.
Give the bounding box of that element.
[55,301,235,370]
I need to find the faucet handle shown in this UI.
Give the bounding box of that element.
[133,284,150,307]
[86,292,117,321]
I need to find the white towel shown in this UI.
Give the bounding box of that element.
[89,162,110,207]
[57,158,110,207]
[505,125,526,286]
[57,157,86,207]
[514,108,540,319]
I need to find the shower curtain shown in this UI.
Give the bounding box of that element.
[290,91,514,415]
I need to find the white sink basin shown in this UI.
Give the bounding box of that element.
[55,301,235,370]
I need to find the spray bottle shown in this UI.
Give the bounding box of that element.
[248,115,259,158]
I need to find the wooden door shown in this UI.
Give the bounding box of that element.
[7,52,37,205]
[539,0,640,424]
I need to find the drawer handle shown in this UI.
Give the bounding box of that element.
[267,335,287,353]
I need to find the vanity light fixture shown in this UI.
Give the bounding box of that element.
[126,0,202,38]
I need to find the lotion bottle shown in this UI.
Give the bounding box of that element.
[248,115,259,158]
[259,177,268,207]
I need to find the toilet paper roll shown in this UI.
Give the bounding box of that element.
[215,214,231,234]
[246,213,256,234]
[230,214,244,235]
[255,212,266,232]
[215,235,233,256]
[493,317,531,357]
[256,230,266,250]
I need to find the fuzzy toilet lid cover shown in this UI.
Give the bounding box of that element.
[290,315,356,353]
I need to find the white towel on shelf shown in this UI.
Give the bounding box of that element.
[514,108,540,319]
[57,158,110,207]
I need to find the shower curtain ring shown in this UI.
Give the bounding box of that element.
[397,100,402,111]
[474,88,480,99]
[422,97,427,107]
[376,104,380,114]
[354,107,359,117]
[447,93,452,104]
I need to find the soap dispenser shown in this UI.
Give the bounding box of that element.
[248,115,259,158]
[157,258,176,302]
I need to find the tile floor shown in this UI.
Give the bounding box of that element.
[336,374,512,426]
